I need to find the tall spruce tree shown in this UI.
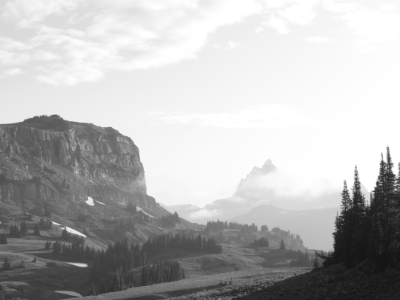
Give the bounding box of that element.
[384,147,397,259]
[350,166,368,265]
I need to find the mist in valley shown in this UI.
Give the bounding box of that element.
[2,0,400,299]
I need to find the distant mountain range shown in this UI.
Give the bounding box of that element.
[166,159,370,251]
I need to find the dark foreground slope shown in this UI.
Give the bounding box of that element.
[237,261,400,300]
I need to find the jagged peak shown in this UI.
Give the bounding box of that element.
[261,159,276,173]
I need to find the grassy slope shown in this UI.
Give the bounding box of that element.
[0,251,91,300]
[73,267,310,300]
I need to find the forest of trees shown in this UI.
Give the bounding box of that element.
[205,220,262,234]
[51,240,97,258]
[48,233,221,295]
[8,222,27,238]
[287,249,314,267]
[141,234,222,255]
[330,147,400,268]
[140,260,185,287]
[251,237,269,247]
[160,212,180,227]
[271,227,302,241]
[39,218,53,230]
[89,236,192,295]
[61,228,85,244]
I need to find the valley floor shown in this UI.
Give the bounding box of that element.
[74,267,310,300]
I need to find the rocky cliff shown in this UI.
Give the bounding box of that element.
[0,115,155,209]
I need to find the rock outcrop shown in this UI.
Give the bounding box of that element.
[0,115,154,208]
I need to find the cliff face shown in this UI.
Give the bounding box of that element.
[0,115,154,208]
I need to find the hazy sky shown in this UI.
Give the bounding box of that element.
[1,0,400,207]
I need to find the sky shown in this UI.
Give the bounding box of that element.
[1,0,400,208]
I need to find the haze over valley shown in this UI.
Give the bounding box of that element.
[2,0,400,299]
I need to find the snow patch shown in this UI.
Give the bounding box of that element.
[55,291,82,298]
[65,262,88,268]
[62,226,87,237]
[137,207,154,218]
[51,222,86,238]
[85,197,94,206]
[95,200,105,205]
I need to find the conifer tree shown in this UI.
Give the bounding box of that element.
[34,224,40,236]
[20,221,28,237]
[0,234,7,245]
[280,239,286,250]
[350,166,368,265]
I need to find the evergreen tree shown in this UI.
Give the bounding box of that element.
[0,234,7,245]
[350,166,368,265]
[20,221,28,237]
[331,148,400,268]
[280,239,286,250]
[34,224,40,236]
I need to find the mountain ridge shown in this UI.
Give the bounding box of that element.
[0,115,155,209]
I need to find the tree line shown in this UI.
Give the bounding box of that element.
[141,233,222,255]
[251,237,269,247]
[160,212,180,227]
[48,232,220,295]
[330,147,400,268]
[90,236,190,295]
[205,220,261,234]
[271,227,302,241]
[287,249,314,267]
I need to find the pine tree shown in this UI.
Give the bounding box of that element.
[350,166,368,265]
[280,239,286,250]
[20,221,27,237]
[384,147,397,260]
[34,224,40,236]
[0,234,7,245]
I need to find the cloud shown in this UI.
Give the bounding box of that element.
[227,41,241,49]
[343,9,400,45]
[1,0,400,85]
[322,0,400,49]
[150,105,312,130]
[305,36,332,44]
[257,0,319,34]
[0,68,23,78]
[189,208,221,220]
[266,18,291,34]
[239,166,342,200]
[0,0,261,85]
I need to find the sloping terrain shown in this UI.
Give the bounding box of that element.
[71,267,310,300]
[238,261,400,300]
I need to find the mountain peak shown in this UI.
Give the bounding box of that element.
[261,159,276,173]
